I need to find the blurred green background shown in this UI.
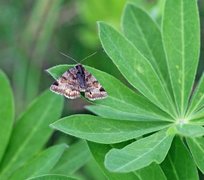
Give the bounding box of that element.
[0,0,203,179]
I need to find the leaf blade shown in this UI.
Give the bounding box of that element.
[51,141,90,175]
[10,144,67,180]
[162,0,200,115]
[161,137,199,180]
[186,137,204,173]
[0,90,63,179]
[122,4,170,90]
[50,114,171,144]
[187,74,204,116]
[88,142,167,180]
[176,124,204,137]
[0,70,14,163]
[105,129,174,172]
[98,21,176,117]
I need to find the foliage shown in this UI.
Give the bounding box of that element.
[48,0,204,178]
[0,71,90,179]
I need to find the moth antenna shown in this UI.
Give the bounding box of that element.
[79,51,98,63]
[59,52,79,64]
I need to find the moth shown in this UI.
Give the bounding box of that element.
[50,53,108,100]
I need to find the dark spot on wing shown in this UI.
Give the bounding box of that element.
[53,81,59,86]
[99,87,105,92]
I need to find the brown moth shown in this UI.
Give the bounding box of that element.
[50,64,108,100]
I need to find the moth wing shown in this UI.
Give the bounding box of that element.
[50,66,80,99]
[84,70,107,100]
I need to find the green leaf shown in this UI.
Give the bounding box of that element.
[10,144,67,180]
[161,137,198,180]
[52,141,90,175]
[186,137,204,173]
[187,74,204,116]
[47,65,172,121]
[122,4,170,90]
[105,129,174,172]
[50,114,171,144]
[162,0,200,115]
[98,21,176,117]
[28,174,77,180]
[88,142,167,180]
[136,163,167,180]
[176,124,204,137]
[88,142,138,179]
[0,90,63,179]
[86,105,166,121]
[0,70,14,162]
[189,108,204,123]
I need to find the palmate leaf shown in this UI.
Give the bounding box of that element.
[0,71,14,162]
[46,0,202,175]
[162,0,200,116]
[50,114,170,144]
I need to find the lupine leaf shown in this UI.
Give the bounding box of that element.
[187,74,204,116]
[50,114,171,144]
[105,129,174,172]
[0,71,14,162]
[176,124,204,137]
[186,137,204,173]
[162,0,200,115]
[122,4,170,90]
[0,91,63,179]
[88,142,167,180]
[161,137,198,180]
[86,105,170,121]
[98,21,176,117]
[10,144,67,180]
[52,141,90,175]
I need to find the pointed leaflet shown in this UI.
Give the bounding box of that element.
[52,141,90,175]
[50,114,170,144]
[86,105,172,122]
[161,137,198,180]
[122,4,171,91]
[0,71,14,162]
[176,124,204,137]
[88,142,167,180]
[162,0,200,115]
[98,22,176,117]
[47,65,172,121]
[0,91,63,179]
[105,129,174,172]
[187,74,204,116]
[10,144,67,180]
[186,137,204,173]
